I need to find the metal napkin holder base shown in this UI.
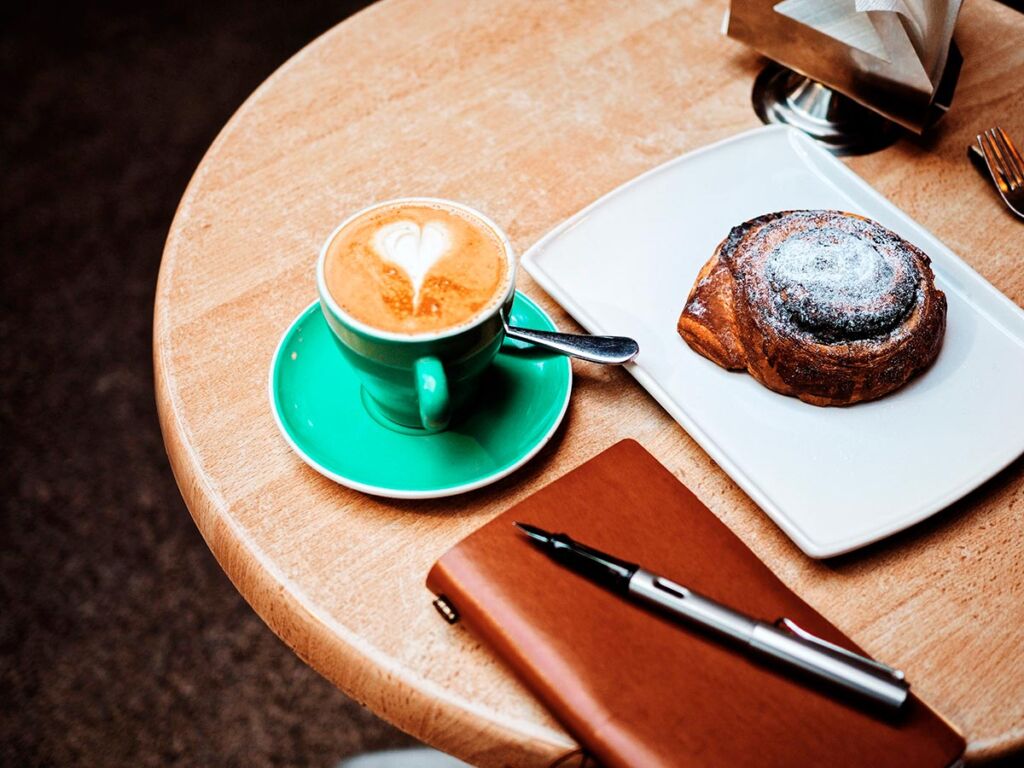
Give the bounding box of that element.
[726,2,962,154]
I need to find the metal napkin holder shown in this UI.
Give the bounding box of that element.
[726,0,962,154]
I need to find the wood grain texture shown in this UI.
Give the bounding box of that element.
[154,1,1024,765]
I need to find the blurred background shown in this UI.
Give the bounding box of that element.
[1,2,422,765]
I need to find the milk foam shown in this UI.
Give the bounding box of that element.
[324,202,511,335]
[373,220,451,309]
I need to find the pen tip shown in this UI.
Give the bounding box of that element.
[513,522,553,544]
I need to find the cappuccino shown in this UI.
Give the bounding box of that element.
[324,201,512,335]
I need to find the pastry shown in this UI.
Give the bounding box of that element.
[677,210,946,406]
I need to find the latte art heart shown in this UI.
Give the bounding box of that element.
[324,201,510,334]
[373,220,451,308]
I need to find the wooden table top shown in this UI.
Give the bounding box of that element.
[154,1,1024,764]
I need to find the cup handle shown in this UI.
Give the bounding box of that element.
[414,356,450,432]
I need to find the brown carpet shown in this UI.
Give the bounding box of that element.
[0,2,417,765]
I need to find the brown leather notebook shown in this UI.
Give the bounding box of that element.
[427,440,965,768]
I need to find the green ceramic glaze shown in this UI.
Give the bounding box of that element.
[270,293,571,498]
[319,292,509,433]
[315,197,518,434]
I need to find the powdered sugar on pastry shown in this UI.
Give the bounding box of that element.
[733,211,921,346]
[677,209,947,406]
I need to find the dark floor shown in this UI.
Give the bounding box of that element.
[1,2,418,765]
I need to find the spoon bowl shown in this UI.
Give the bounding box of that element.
[502,316,639,365]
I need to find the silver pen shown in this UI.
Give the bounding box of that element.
[514,523,910,712]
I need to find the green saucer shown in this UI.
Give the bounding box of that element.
[269,293,572,498]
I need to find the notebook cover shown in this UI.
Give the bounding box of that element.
[426,440,965,768]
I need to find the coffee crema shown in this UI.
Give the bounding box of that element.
[324,202,511,335]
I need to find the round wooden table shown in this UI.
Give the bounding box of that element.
[155,1,1024,764]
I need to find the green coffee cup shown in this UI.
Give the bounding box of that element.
[316,198,516,434]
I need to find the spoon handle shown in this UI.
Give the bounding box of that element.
[505,324,639,365]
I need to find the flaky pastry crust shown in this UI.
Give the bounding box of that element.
[677,210,946,406]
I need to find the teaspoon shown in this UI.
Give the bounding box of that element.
[503,318,639,365]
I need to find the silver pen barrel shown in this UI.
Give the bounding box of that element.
[629,569,757,641]
[628,568,910,711]
[747,622,909,711]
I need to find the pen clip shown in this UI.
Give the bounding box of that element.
[775,617,906,681]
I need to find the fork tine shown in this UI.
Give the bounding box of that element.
[979,132,1010,193]
[993,127,1024,187]
[986,128,1019,182]
[987,128,1017,189]
[984,129,1009,174]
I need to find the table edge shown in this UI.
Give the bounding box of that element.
[153,316,578,764]
[150,0,1024,761]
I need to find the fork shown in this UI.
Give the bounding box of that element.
[977,127,1024,220]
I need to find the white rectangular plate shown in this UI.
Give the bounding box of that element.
[523,125,1024,558]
